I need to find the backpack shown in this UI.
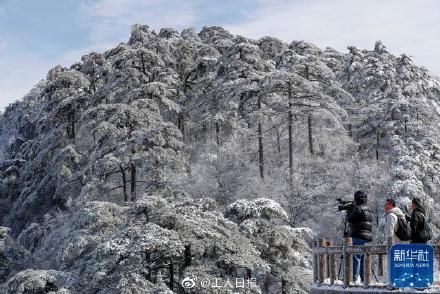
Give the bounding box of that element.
[418,213,432,242]
[394,214,411,241]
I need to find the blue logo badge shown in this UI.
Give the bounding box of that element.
[389,244,434,288]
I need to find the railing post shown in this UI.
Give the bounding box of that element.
[325,240,331,280]
[364,252,372,287]
[328,241,337,285]
[437,250,440,273]
[386,236,394,288]
[313,240,319,284]
[386,236,394,249]
[343,237,352,288]
[0,239,5,277]
[436,246,440,273]
[318,238,327,285]
[378,253,384,276]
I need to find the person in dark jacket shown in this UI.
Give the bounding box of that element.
[346,190,373,281]
[410,198,427,244]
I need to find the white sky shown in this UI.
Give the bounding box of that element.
[1,0,439,110]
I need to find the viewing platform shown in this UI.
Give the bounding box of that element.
[310,237,440,293]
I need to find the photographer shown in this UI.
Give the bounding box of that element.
[346,190,373,282]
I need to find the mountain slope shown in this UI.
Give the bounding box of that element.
[0,25,439,293]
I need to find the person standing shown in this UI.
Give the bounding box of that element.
[410,198,430,244]
[384,199,409,243]
[346,190,373,281]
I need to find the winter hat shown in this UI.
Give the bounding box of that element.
[354,190,367,204]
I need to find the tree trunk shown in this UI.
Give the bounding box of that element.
[348,123,352,137]
[146,252,152,282]
[91,79,96,94]
[179,244,192,283]
[376,207,379,226]
[71,110,75,139]
[304,65,310,79]
[264,273,271,293]
[130,162,137,201]
[258,96,264,179]
[281,279,288,294]
[276,128,281,154]
[140,54,147,77]
[127,117,137,202]
[120,165,128,202]
[376,125,380,161]
[181,115,185,141]
[215,122,220,145]
[184,244,192,268]
[178,113,185,141]
[246,268,252,279]
[308,114,314,155]
[239,93,245,119]
[202,123,207,143]
[288,82,293,184]
[169,262,174,290]
[67,110,75,139]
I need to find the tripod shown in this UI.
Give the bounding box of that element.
[337,217,378,283]
[337,219,348,280]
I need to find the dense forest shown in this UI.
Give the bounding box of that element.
[0,25,440,293]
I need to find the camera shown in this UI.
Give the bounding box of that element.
[336,198,354,211]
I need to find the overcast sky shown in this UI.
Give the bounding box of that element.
[1,0,439,110]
